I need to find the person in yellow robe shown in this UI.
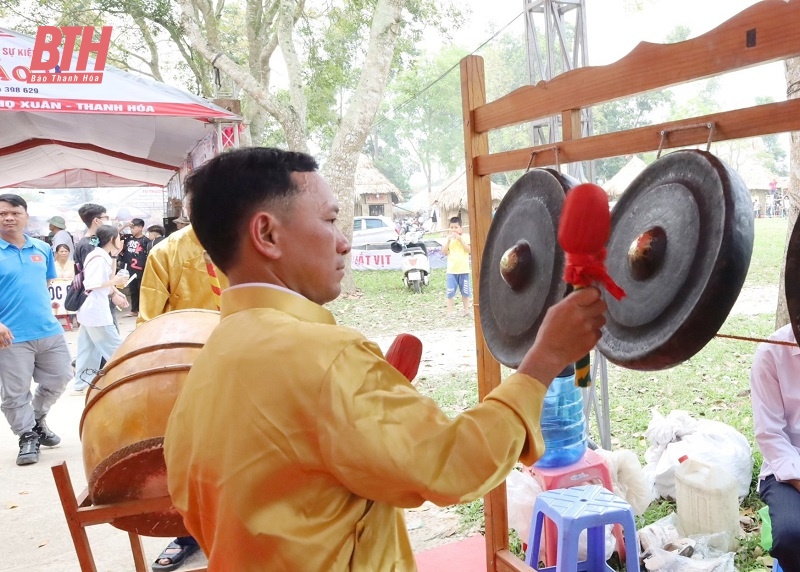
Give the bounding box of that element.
[163,147,606,571]
[137,225,230,326]
[137,223,228,571]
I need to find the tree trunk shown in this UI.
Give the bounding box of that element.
[324,0,405,294]
[775,56,800,329]
[178,0,309,152]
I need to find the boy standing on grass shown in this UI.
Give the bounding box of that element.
[441,216,471,317]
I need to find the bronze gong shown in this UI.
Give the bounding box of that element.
[480,168,578,368]
[597,150,754,370]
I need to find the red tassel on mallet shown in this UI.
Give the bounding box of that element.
[558,183,625,387]
[558,183,625,300]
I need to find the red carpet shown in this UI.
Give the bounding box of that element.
[415,534,487,572]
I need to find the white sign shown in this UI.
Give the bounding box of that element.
[49,278,75,315]
[350,245,448,271]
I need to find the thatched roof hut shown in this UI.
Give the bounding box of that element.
[602,156,647,198]
[353,155,401,218]
[432,170,508,226]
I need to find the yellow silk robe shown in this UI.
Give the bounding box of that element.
[136,226,229,324]
[164,285,547,571]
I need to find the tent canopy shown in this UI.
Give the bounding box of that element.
[0,27,239,189]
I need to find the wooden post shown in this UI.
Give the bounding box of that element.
[461,55,523,572]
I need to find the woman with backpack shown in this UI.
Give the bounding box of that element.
[70,225,130,395]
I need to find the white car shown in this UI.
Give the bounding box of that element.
[352,216,398,247]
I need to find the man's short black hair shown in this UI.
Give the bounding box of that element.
[0,194,27,210]
[147,224,165,236]
[131,218,145,227]
[188,147,319,272]
[78,203,106,227]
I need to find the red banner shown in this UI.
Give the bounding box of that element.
[0,96,232,117]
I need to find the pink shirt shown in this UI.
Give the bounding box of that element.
[750,324,800,483]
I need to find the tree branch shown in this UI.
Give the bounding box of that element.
[179,0,306,150]
[131,13,164,82]
[329,0,404,160]
[277,0,307,126]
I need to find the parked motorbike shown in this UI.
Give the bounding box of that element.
[390,230,430,294]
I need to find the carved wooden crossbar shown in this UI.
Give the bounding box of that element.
[459,1,800,570]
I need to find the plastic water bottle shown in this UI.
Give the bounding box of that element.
[534,364,588,468]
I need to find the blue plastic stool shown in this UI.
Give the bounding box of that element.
[774,560,783,572]
[525,484,640,572]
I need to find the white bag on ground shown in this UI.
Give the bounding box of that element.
[594,447,654,516]
[506,468,542,542]
[642,409,752,500]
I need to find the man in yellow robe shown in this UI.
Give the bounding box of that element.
[137,225,229,325]
[164,147,606,571]
[138,224,228,571]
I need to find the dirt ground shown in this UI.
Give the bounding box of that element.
[0,285,777,571]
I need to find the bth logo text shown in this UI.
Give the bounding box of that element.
[29,26,111,84]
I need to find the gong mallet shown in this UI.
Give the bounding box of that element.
[557,183,626,387]
[385,333,423,383]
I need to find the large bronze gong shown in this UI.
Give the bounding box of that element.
[480,169,577,367]
[597,150,754,370]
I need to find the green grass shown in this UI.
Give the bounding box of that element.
[326,215,791,570]
[746,218,788,288]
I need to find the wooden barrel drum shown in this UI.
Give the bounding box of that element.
[79,309,219,536]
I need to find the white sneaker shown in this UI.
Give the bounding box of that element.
[69,386,87,396]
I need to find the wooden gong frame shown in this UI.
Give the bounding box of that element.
[460,1,800,570]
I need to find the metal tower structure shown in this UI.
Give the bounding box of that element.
[524,0,594,182]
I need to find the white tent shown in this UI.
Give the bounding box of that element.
[0,27,239,189]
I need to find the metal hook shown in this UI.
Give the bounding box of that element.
[705,122,716,151]
[657,122,716,159]
[525,146,560,172]
[525,151,537,173]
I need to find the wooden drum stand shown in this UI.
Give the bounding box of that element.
[52,462,207,571]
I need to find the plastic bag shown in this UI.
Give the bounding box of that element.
[644,548,735,572]
[505,469,615,562]
[639,513,682,554]
[640,513,736,572]
[594,447,654,516]
[643,409,752,500]
[506,469,542,542]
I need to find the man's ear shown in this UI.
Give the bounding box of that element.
[250,211,281,260]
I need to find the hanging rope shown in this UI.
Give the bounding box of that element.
[715,333,798,347]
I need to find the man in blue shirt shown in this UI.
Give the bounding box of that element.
[0,194,72,465]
